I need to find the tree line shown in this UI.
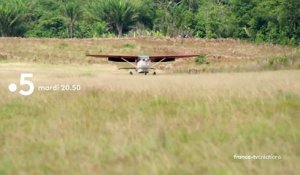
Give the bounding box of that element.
[0,0,299,45]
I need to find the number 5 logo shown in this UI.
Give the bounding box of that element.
[8,73,35,96]
[19,73,34,96]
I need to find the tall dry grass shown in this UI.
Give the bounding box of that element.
[0,62,299,175]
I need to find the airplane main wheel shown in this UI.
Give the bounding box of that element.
[144,72,147,75]
[153,72,156,75]
[129,71,133,75]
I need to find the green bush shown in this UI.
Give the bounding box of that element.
[268,56,289,66]
[123,43,135,48]
[195,54,209,65]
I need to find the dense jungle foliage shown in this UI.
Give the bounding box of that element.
[0,0,299,45]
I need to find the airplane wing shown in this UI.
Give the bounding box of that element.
[149,54,199,62]
[86,54,138,62]
[86,54,199,62]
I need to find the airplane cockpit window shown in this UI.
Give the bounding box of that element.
[138,56,150,62]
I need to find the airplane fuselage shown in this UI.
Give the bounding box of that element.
[136,56,151,74]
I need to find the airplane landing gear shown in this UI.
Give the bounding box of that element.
[129,71,133,75]
[153,71,156,75]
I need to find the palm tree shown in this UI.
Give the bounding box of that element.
[0,0,26,37]
[88,0,137,37]
[63,1,81,38]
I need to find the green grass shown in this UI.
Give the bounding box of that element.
[0,89,299,175]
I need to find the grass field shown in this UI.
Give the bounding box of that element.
[0,38,299,175]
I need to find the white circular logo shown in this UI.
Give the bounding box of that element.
[8,83,17,92]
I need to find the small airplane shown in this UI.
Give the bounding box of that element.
[86,54,199,75]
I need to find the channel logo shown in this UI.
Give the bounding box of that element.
[8,73,35,96]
